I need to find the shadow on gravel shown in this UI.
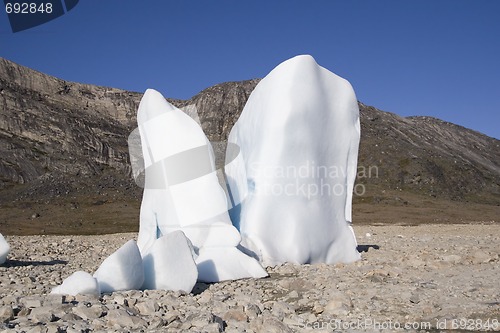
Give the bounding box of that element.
[2,259,68,267]
[192,282,211,295]
[357,244,380,252]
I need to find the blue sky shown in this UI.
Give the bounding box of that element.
[1,0,499,139]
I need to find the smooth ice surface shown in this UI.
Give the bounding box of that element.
[142,231,198,292]
[93,240,144,293]
[51,271,100,296]
[135,89,267,282]
[226,55,361,266]
[196,247,271,282]
[0,233,9,264]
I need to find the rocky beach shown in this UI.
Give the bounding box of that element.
[1,224,498,332]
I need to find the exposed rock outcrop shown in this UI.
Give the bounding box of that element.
[0,57,498,234]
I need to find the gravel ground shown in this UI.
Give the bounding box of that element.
[1,224,499,332]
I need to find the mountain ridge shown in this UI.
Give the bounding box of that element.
[0,57,498,234]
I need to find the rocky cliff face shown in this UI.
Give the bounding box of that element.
[0,57,141,185]
[179,79,260,142]
[0,57,258,186]
[0,58,498,234]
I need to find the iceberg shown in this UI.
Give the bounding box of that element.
[0,233,9,264]
[93,240,144,293]
[196,246,270,283]
[135,89,267,282]
[142,231,197,292]
[225,55,361,266]
[51,271,100,296]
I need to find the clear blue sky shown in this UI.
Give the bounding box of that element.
[1,0,499,139]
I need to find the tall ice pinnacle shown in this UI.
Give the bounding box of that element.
[225,55,361,266]
[136,89,267,282]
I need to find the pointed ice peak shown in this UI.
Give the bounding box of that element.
[137,88,177,124]
[266,54,348,88]
[271,54,319,72]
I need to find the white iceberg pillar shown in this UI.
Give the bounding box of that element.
[225,55,361,266]
[135,89,267,282]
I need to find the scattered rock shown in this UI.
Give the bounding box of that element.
[0,305,14,323]
[28,306,55,323]
[0,225,498,331]
[442,254,462,263]
[135,300,159,316]
[323,292,353,316]
[471,250,496,264]
[253,316,293,333]
[72,304,104,321]
[106,308,147,329]
[409,292,421,304]
[23,298,42,309]
[222,309,248,322]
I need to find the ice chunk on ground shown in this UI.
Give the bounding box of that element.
[196,247,271,282]
[142,231,198,292]
[93,240,144,293]
[0,233,9,264]
[51,271,100,296]
[134,89,267,282]
[225,55,361,266]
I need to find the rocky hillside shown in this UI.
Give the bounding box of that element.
[357,104,500,203]
[0,58,498,234]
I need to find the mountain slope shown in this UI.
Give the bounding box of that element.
[357,103,500,203]
[0,58,498,234]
